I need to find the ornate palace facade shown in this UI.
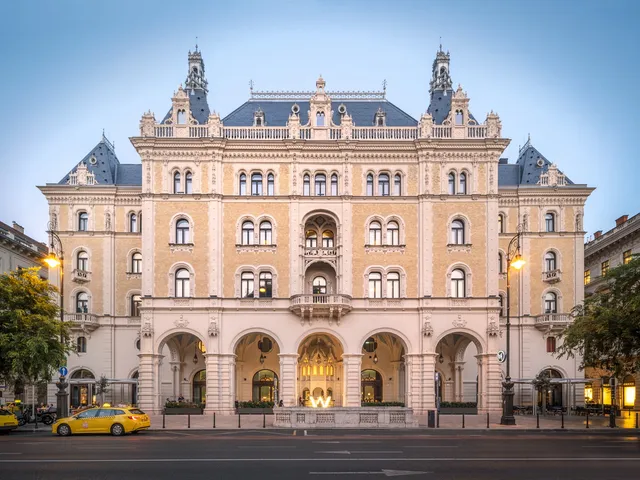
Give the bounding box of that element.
[39,47,593,414]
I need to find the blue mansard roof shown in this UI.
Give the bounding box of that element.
[161,87,211,126]
[497,141,575,187]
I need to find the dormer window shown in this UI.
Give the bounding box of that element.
[374,107,386,127]
[177,109,186,125]
[254,108,265,127]
[316,111,325,127]
[455,109,463,125]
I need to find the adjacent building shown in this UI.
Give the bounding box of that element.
[38,47,593,414]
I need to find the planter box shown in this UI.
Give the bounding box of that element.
[438,407,478,415]
[236,408,273,415]
[164,407,203,415]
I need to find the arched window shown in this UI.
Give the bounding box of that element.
[386,221,399,245]
[544,292,557,313]
[378,173,390,196]
[175,219,190,244]
[366,174,374,196]
[242,221,254,245]
[545,213,556,232]
[305,230,317,248]
[259,272,272,298]
[369,221,382,245]
[129,213,137,233]
[498,252,504,273]
[368,272,382,298]
[138,213,142,233]
[546,336,557,353]
[131,294,141,317]
[316,111,325,126]
[498,214,504,234]
[253,369,278,402]
[322,230,334,248]
[259,221,272,245]
[387,272,400,298]
[77,336,87,353]
[131,252,142,273]
[331,174,338,196]
[251,173,263,196]
[312,276,327,295]
[448,173,456,195]
[77,251,89,272]
[394,174,401,195]
[76,292,89,313]
[185,171,193,194]
[455,110,463,125]
[239,173,247,195]
[315,173,326,196]
[177,109,186,124]
[303,174,311,196]
[175,268,190,297]
[173,172,181,194]
[545,251,557,272]
[78,212,88,232]
[241,272,254,298]
[459,172,467,195]
[450,220,465,245]
[267,173,275,196]
[450,269,466,298]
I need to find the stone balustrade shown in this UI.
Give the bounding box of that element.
[273,406,418,428]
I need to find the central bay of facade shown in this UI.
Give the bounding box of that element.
[39,46,591,414]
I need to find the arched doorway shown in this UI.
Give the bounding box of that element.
[235,333,281,404]
[622,375,636,408]
[70,369,95,408]
[434,332,481,405]
[192,370,206,405]
[538,368,563,409]
[252,369,278,402]
[361,369,383,403]
[297,333,344,406]
[157,331,207,405]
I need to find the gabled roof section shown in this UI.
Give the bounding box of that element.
[223,98,417,127]
[58,136,120,185]
[498,140,574,187]
[161,88,210,125]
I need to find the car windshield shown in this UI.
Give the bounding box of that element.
[128,409,145,415]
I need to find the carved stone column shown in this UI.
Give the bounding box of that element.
[342,354,363,407]
[479,353,502,412]
[453,361,465,402]
[169,362,180,401]
[278,353,298,407]
[218,354,236,414]
[204,353,220,414]
[420,353,437,414]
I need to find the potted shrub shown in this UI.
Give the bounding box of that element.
[361,402,405,407]
[164,400,204,415]
[438,401,478,414]
[236,401,274,414]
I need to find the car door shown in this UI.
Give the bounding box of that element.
[68,409,100,433]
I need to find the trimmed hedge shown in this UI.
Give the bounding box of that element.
[439,401,477,408]
[164,401,204,409]
[361,402,405,407]
[237,401,275,409]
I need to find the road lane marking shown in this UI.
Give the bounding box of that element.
[310,470,428,477]
[404,446,458,448]
[237,446,297,449]
[0,453,22,455]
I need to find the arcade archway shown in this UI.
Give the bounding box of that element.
[235,333,281,403]
[297,333,344,406]
[157,331,207,404]
[360,332,407,404]
[434,332,481,404]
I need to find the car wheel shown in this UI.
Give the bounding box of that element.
[57,424,71,436]
[42,415,54,426]
[111,423,125,436]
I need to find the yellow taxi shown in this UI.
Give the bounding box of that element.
[0,408,19,434]
[52,405,150,436]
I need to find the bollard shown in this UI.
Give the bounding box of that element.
[561,412,564,429]
[238,412,241,429]
[536,413,539,429]
[486,412,490,429]
[586,411,589,429]
[213,412,216,429]
[188,414,191,429]
[263,411,266,428]
[163,412,166,429]
[462,414,465,429]
[436,411,440,428]
[636,413,639,429]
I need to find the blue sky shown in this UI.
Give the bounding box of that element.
[1,0,638,241]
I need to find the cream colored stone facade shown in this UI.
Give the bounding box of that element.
[39,49,593,414]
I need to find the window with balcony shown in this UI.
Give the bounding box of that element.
[175,268,191,297]
[242,221,255,245]
[331,174,338,196]
[368,272,382,298]
[366,174,374,196]
[450,220,465,245]
[387,272,400,298]
[267,173,275,196]
[131,294,142,317]
[129,213,137,233]
[305,230,317,248]
[77,336,87,353]
[322,230,334,248]
[175,219,190,244]
[601,260,609,277]
[173,172,182,194]
[386,221,399,245]
[544,292,557,313]
[312,276,327,295]
[448,172,456,195]
[185,171,193,194]
[259,221,272,245]
[259,272,272,298]
[251,173,263,196]
[378,173,390,196]
[584,269,591,285]
[77,251,89,272]
[450,269,466,298]
[394,174,401,196]
[315,174,326,196]
[76,292,89,313]
[545,251,557,272]
[369,221,382,245]
[78,212,88,232]
[459,172,467,195]
[131,252,142,273]
[303,174,311,196]
[545,213,556,232]
[623,249,633,265]
[241,272,254,298]
[239,173,247,195]
[546,336,557,353]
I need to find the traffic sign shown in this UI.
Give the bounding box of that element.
[497,351,506,363]
[59,366,68,376]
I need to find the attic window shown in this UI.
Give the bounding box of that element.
[316,111,325,127]
[455,110,463,125]
[374,107,386,127]
[177,109,186,125]
[254,108,265,127]
[89,156,97,165]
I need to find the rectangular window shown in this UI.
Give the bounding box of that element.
[368,274,382,298]
[601,260,609,277]
[623,250,632,265]
[241,274,254,298]
[584,269,590,285]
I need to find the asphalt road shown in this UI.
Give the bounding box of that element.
[1,429,639,480]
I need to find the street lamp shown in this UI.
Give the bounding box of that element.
[500,224,526,426]
[45,222,69,419]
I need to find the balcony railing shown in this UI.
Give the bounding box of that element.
[64,313,100,331]
[304,247,337,257]
[542,269,562,283]
[289,294,352,324]
[534,313,572,332]
[72,269,91,283]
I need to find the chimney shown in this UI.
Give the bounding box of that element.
[594,230,603,239]
[12,222,24,234]
[615,215,628,226]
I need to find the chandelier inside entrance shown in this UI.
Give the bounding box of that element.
[298,335,339,407]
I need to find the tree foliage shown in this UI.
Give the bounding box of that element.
[0,267,72,386]
[557,256,640,377]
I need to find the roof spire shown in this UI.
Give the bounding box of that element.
[185,47,208,93]
[195,36,198,52]
[429,44,452,93]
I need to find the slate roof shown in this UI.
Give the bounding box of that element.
[497,142,574,187]
[426,88,478,125]
[161,88,211,125]
[223,99,417,127]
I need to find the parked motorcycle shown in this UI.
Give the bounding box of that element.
[16,406,56,426]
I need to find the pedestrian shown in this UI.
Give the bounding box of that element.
[278,400,284,408]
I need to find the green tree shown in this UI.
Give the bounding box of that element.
[97,375,109,405]
[531,371,552,415]
[557,256,640,377]
[0,267,72,389]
